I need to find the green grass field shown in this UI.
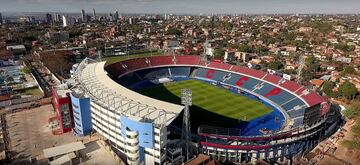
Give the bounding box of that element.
[139,79,272,128]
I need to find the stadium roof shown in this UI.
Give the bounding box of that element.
[76,59,184,126]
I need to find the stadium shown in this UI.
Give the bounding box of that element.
[71,55,342,165]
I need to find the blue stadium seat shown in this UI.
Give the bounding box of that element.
[211,71,228,82]
[287,108,305,118]
[241,78,261,91]
[170,67,191,77]
[118,72,142,87]
[136,67,170,80]
[282,98,306,111]
[253,83,273,96]
[267,91,296,105]
[194,68,208,78]
[293,117,304,128]
[194,68,228,82]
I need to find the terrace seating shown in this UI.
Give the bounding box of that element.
[108,56,329,130]
[253,83,274,96]
[282,98,306,111]
[207,70,228,82]
[207,62,232,70]
[107,55,325,113]
[148,56,174,66]
[105,62,128,78]
[195,68,230,82]
[280,80,303,94]
[170,67,191,77]
[175,55,201,65]
[224,74,244,85]
[263,74,282,84]
[292,117,304,128]
[117,72,142,87]
[194,68,210,79]
[136,67,170,80]
[230,66,267,79]
[124,58,149,71]
[301,92,325,107]
[287,107,305,118]
[266,89,296,105]
[241,77,262,91]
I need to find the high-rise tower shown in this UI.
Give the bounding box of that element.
[92,8,96,20]
[81,9,86,22]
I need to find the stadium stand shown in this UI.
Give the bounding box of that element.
[136,67,171,79]
[230,65,267,79]
[263,74,282,84]
[148,56,174,66]
[123,58,149,71]
[170,67,191,77]
[105,62,128,78]
[175,55,201,65]
[282,98,306,111]
[112,55,329,130]
[80,55,340,164]
[117,72,143,87]
[206,62,232,70]
[266,89,296,105]
[253,82,274,96]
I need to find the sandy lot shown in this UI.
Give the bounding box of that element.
[5,104,123,165]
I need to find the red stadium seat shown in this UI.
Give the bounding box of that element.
[236,76,249,87]
[264,87,282,97]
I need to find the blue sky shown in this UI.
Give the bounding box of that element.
[1,0,360,14]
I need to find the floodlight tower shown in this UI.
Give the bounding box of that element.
[181,89,192,161]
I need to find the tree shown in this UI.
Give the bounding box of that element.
[21,66,32,74]
[305,56,320,72]
[166,28,182,36]
[335,43,355,52]
[341,65,356,76]
[322,81,336,97]
[268,60,284,70]
[301,69,314,82]
[343,101,360,119]
[238,44,254,53]
[343,107,358,119]
[213,49,225,60]
[311,21,333,34]
[224,22,233,31]
[338,81,358,101]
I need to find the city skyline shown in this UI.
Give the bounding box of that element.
[1,0,360,14]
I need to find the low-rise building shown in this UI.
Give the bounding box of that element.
[52,84,74,133]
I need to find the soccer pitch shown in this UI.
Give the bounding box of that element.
[139,79,272,128]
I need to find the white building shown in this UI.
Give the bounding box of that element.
[62,15,68,27]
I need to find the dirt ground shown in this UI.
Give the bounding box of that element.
[5,104,121,164]
[314,119,360,165]
[6,104,78,162]
[79,140,120,165]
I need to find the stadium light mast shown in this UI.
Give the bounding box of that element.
[181,89,192,162]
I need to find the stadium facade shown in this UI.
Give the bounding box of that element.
[69,55,342,165]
